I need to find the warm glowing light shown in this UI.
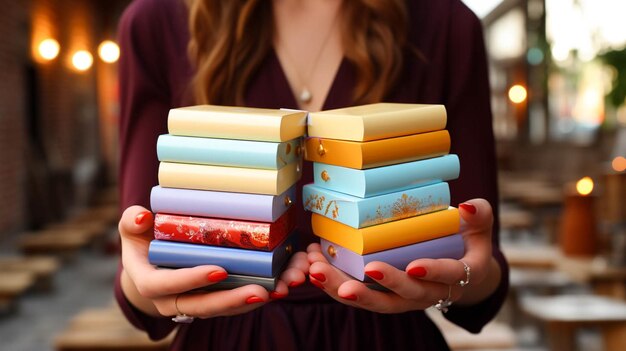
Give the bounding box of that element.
[72,50,93,71]
[576,176,594,195]
[98,40,120,63]
[613,156,626,172]
[38,38,60,60]
[508,85,527,104]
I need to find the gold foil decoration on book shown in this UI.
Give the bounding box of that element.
[327,245,337,258]
[317,140,326,156]
[284,196,293,207]
[321,170,330,182]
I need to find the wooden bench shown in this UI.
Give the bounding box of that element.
[54,306,174,351]
[0,255,60,291]
[426,308,517,350]
[19,230,91,261]
[0,271,36,314]
[520,294,626,351]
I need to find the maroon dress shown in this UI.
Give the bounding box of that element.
[115,0,509,349]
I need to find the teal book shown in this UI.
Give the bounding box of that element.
[303,182,450,228]
[313,154,460,198]
[157,134,302,169]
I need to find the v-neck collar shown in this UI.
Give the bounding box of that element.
[245,48,354,111]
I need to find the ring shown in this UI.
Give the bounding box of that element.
[434,285,453,313]
[458,260,471,287]
[171,294,194,323]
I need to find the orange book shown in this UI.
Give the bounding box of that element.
[311,207,460,254]
[304,130,450,169]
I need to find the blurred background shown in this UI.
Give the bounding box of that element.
[0,0,625,350]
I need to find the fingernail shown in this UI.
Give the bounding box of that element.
[309,278,325,289]
[365,270,384,280]
[207,271,228,282]
[269,291,287,299]
[310,272,326,283]
[341,294,357,301]
[135,211,151,225]
[407,266,427,277]
[459,203,476,214]
[245,296,264,304]
[289,281,303,288]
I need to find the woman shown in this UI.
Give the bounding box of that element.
[115,0,509,349]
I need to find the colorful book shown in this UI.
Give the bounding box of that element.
[153,207,295,251]
[157,134,302,169]
[313,154,460,198]
[158,161,301,195]
[311,207,460,254]
[303,182,450,228]
[195,274,279,291]
[304,130,450,169]
[167,105,307,142]
[150,185,296,222]
[148,232,297,277]
[321,234,465,281]
[307,103,446,141]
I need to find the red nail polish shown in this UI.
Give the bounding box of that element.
[310,272,326,282]
[269,291,287,299]
[459,203,477,214]
[289,281,303,288]
[309,278,324,289]
[341,294,358,301]
[135,211,151,225]
[245,296,264,304]
[365,270,384,280]
[407,266,427,277]
[207,271,228,282]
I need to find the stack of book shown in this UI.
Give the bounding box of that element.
[303,103,465,281]
[147,105,307,291]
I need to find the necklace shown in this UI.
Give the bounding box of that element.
[277,11,340,104]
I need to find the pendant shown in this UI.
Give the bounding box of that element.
[299,88,312,103]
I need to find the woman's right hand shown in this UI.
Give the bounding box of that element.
[118,205,308,319]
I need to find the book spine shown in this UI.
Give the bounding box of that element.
[311,207,460,254]
[313,154,460,198]
[150,185,296,222]
[153,207,295,251]
[303,182,450,228]
[148,232,296,277]
[158,161,301,195]
[155,269,279,291]
[304,130,450,169]
[157,135,301,169]
[320,234,464,281]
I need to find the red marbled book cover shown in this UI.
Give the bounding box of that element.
[154,207,295,251]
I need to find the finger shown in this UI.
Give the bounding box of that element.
[307,248,330,266]
[158,284,270,318]
[457,199,494,283]
[308,261,352,292]
[335,280,435,314]
[279,266,307,289]
[362,261,449,301]
[132,265,229,299]
[118,205,154,241]
[404,258,468,286]
[286,251,310,273]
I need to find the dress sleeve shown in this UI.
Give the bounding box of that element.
[441,1,510,333]
[114,0,178,339]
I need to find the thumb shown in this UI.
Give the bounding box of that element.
[118,205,154,239]
[458,198,493,235]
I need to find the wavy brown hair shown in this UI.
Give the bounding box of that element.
[186,0,409,106]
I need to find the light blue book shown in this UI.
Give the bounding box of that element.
[303,182,450,228]
[157,134,301,169]
[313,154,460,198]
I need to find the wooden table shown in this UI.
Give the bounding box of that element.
[520,294,626,351]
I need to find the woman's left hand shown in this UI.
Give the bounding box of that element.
[306,198,501,313]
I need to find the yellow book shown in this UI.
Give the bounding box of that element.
[304,130,450,169]
[168,105,307,142]
[307,103,446,141]
[158,162,301,195]
[311,207,460,254]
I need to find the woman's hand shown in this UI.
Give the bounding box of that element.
[306,198,501,313]
[118,205,309,319]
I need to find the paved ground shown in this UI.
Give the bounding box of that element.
[0,246,119,351]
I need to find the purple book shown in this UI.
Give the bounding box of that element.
[321,234,464,281]
[150,185,296,222]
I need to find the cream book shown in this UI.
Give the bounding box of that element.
[158,162,302,195]
[168,105,307,142]
[307,103,447,141]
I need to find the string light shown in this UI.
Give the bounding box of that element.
[98,40,120,63]
[72,50,93,71]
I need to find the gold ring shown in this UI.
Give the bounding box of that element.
[458,261,471,287]
[171,294,194,323]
